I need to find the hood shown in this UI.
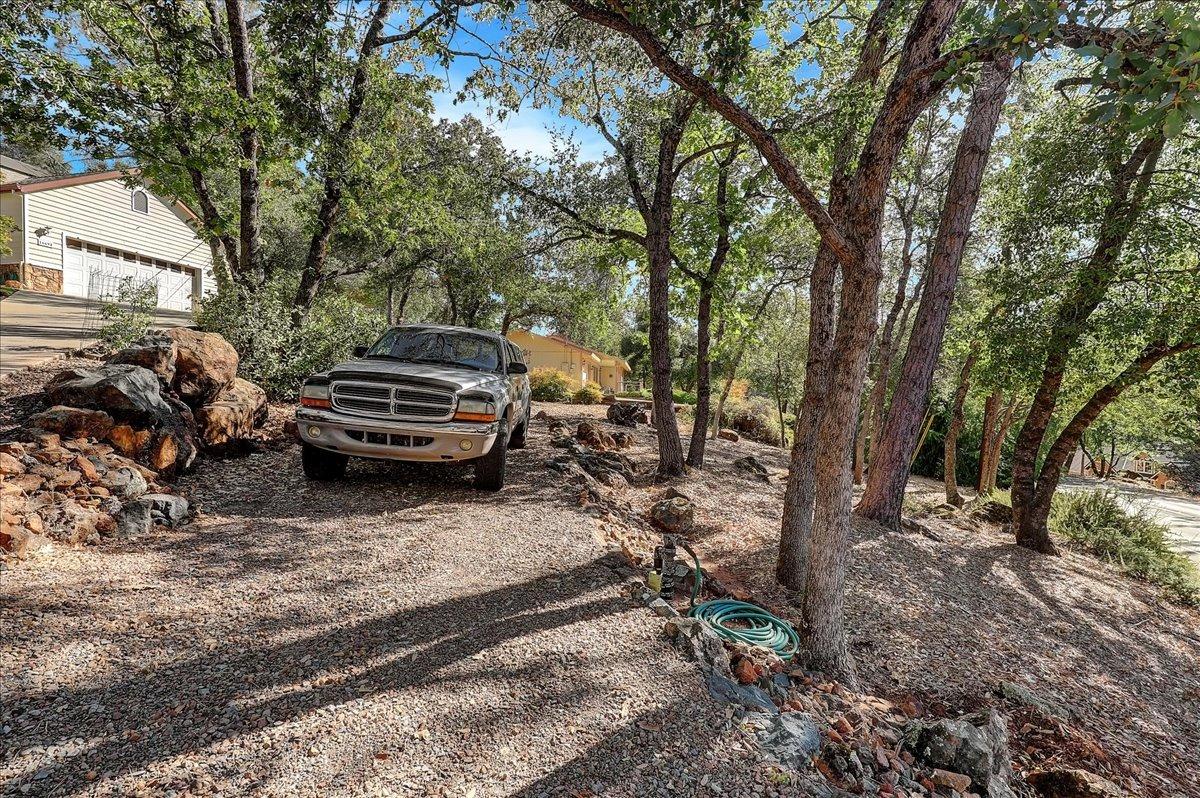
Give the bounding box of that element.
[321,358,505,395]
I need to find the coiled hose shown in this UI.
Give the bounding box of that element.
[675,540,800,661]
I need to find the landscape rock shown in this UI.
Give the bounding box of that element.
[163,327,238,405]
[662,616,730,676]
[114,501,152,538]
[610,430,634,449]
[606,402,648,427]
[47,364,173,423]
[28,406,115,439]
[733,455,771,482]
[110,332,178,384]
[705,671,777,714]
[744,711,822,769]
[0,526,53,558]
[195,377,268,449]
[648,496,694,534]
[148,434,179,473]
[974,500,1014,524]
[0,451,25,475]
[102,466,149,499]
[903,709,1014,798]
[718,428,740,442]
[107,424,151,457]
[1027,769,1125,798]
[139,493,191,527]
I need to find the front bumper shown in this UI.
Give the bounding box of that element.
[295,408,498,462]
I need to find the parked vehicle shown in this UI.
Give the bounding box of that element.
[295,324,531,490]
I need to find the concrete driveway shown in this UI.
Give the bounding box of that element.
[1060,475,1200,567]
[0,289,192,376]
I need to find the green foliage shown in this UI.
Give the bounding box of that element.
[529,368,573,402]
[194,281,384,399]
[0,215,14,258]
[1050,490,1200,605]
[97,279,158,349]
[719,395,784,446]
[573,383,604,405]
[672,389,697,405]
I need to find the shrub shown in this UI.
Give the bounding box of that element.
[672,388,697,405]
[98,278,158,349]
[573,383,604,405]
[194,281,385,399]
[719,395,784,446]
[1049,490,1200,606]
[529,368,573,402]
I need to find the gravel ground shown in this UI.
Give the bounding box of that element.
[1,403,785,797]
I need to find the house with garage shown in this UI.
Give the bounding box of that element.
[1,156,214,311]
[507,329,630,393]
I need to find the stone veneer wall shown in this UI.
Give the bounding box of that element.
[19,263,63,293]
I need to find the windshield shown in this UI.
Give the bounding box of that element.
[365,328,503,373]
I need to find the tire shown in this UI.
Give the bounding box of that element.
[509,406,530,449]
[302,442,348,480]
[475,420,508,491]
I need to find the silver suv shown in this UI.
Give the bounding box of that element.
[295,324,531,490]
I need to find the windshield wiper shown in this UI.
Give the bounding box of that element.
[407,357,489,372]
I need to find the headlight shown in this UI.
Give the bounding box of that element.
[300,382,331,408]
[454,396,497,422]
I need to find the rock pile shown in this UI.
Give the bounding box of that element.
[0,434,189,558]
[32,328,266,475]
[606,402,650,427]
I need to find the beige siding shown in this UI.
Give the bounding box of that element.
[0,193,24,265]
[24,178,212,292]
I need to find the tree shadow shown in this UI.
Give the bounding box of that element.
[1,556,631,795]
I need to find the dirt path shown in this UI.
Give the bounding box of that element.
[1,411,776,797]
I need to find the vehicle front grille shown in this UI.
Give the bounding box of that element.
[345,430,435,447]
[331,380,455,421]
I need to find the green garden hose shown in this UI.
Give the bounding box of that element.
[675,540,800,661]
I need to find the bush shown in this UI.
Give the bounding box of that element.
[719,395,785,446]
[1049,490,1200,606]
[98,278,158,349]
[194,281,385,399]
[529,368,573,402]
[672,388,697,405]
[573,383,604,405]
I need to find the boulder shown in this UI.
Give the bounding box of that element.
[47,364,173,423]
[102,466,149,499]
[974,500,1014,524]
[148,434,178,473]
[606,402,646,427]
[114,501,152,538]
[0,451,24,475]
[903,709,1014,798]
[163,328,238,405]
[107,424,151,457]
[0,525,53,558]
[1027,769,1125,798]
[649,496,694,534]
[110,332,178,384]
[733,455,771,482]
[139,493,191,527]
[576,422,606,449]
[717,428,740,442]
[195,377,268,449]
[745,712,822,769]
[28,406,115,439]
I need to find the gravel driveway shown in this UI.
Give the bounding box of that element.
[1,411,775,797]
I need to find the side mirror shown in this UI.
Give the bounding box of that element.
[353,345,369,358]
[506,362,528,375]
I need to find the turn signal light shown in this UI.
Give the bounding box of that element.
[453,410,496,422]
[300,396,332,408]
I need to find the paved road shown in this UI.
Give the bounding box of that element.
[0,290,191,376]
[1060,476,1200,567]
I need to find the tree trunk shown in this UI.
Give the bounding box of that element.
[981,395,1016,494]
[687,287,714,467]
[1016,339,1196,545]
[223,0,262,286]
[976,389,999,492]
[290,0,394,325]
[1010,135,1164,553]
[944,346,978,507]
[856,56,1012,527]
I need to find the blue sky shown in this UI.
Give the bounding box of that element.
[421,11,609,162]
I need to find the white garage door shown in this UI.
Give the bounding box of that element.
[63,239,197,311]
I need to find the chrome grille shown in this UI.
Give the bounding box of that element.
[330,380,455,421]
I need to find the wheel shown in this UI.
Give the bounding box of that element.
[475,420,508,491]
[509,406,530,449]
[302,442,348,480]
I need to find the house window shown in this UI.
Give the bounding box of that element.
[1132,456,1154,474]
[131,189,149,214]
